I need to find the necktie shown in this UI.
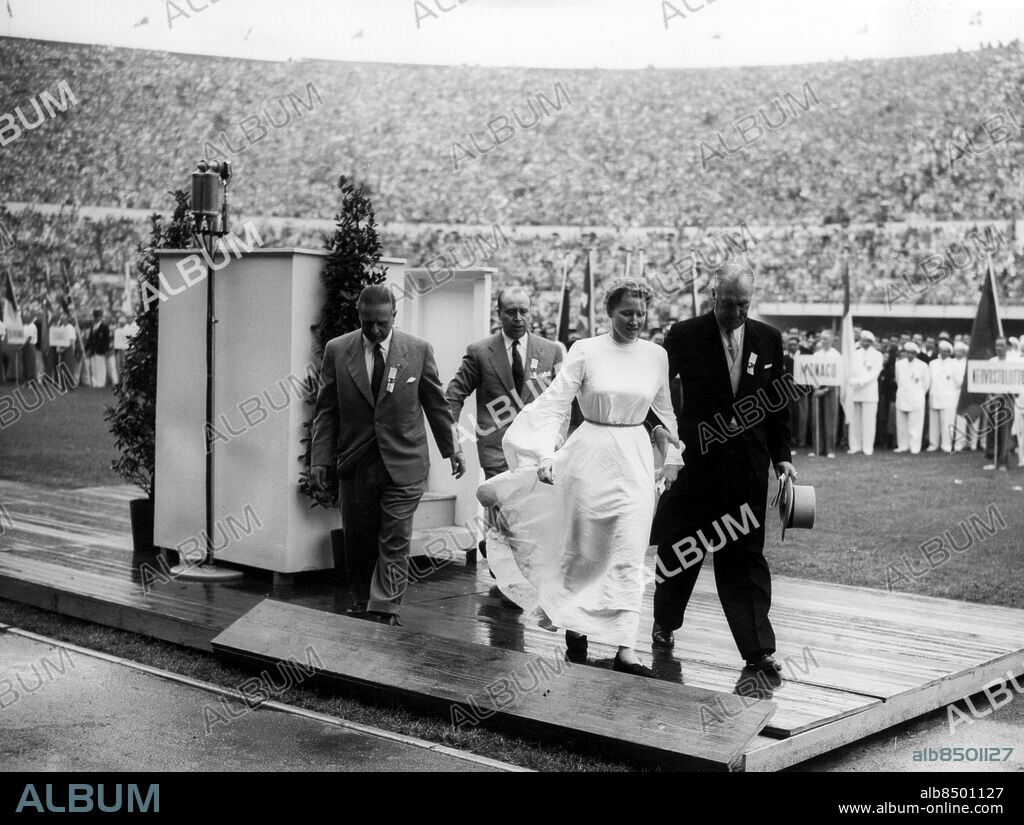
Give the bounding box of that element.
[727,329,737,363]
[371,343,385,400]
[511,338,525,397]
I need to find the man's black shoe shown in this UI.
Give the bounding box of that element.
[651,623,675,650]
[744,652,782,672]
[367,611,402,627]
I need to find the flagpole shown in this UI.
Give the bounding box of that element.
[586,249,595,336]
[42,263,51,378]
[987,253,1004,339]
[58,262,86,387]
[692,258,700,318]
[3,267,26,383]
[987,253,1003,467]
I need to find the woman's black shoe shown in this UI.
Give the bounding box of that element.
[565,630,588,663]
[613,653,654,678]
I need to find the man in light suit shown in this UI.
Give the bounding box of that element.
[446,286,563,480]
[846,330,883,455]
[312,284,466,626]
[927,340,957,453]
[894,341,930,454]
[649,263,797,672]
[445,287,562,577]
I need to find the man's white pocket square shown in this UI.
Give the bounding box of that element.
[406,376,416,383]
[764,363,773,369]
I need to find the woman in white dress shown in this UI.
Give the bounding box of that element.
[477,280,683,676]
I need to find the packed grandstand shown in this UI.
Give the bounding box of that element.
[2,36,1023,326]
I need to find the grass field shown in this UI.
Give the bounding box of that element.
[0,385,123,489]
[1,384,1022,770]
[771,447,1024,608]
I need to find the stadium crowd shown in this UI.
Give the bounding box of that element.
[2,38,1024,226]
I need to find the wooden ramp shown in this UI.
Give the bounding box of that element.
[211,599,775,771]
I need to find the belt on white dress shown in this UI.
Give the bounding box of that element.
[584,418,645,427]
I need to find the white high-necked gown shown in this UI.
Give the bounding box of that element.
[478,333,682,647]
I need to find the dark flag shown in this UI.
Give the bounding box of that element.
[580,250,595,337]
[956,256,1004,419]
[3,268,24,345]
[555,264,572,350]
[842,251,851,315]
[3,266,19,314]
[691,259,700,318]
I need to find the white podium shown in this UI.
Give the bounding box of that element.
[152,248,492,575]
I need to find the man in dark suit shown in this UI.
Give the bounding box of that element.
[85,308,111,387]
[445,286,563,480]
[650,263,797,671]
[311,284,466,626]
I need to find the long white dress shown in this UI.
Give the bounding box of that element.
[477,333,682,647]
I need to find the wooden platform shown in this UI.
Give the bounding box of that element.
[213,599,774,770]
[1,479,1022,771]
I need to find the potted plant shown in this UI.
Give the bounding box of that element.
[298,176,387,569]
[106,191,194,552]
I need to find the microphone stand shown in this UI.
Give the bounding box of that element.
[171,168,243,583]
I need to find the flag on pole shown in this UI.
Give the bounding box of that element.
[956,254,1004,419]
[39,265,51,359]
[61,261,86,363]
[555,262,572,350]
[579,250,595,338]
[838,255,855,420]
[691,259,701,318]
[121,261,134,316]
[3,268,24,343]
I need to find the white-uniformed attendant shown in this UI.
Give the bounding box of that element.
[895,342,930,454]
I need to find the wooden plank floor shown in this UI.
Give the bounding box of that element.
[213,599,775,771]
[1,479,1021,770]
